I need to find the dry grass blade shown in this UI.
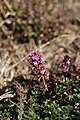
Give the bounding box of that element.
[4,0,15,15]
[0,91,15,100]
[4,41,50,73]
[5,56,27,72]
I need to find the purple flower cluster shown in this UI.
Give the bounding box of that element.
[28,49,49,79]
[77,68,80,77]
[59,55,71,73]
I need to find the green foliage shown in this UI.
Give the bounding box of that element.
[27,16,41,43]
[0,55,80,120]
[0,99,18,120]
[0,1,41,43]
[0,0,67,43]
[0,76,80,119]
[22,77,80,120]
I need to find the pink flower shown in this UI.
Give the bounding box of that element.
[28,49,49,79]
